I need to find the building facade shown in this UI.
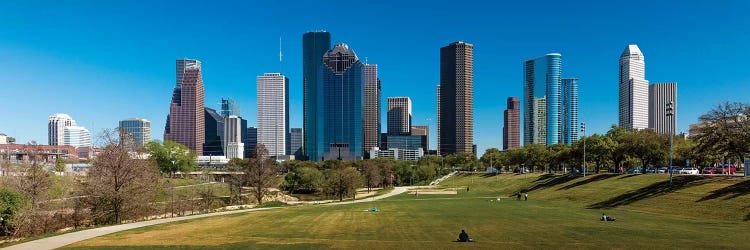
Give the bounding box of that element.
[223,115,244,159]
[119,118,151,148]
[257,73,290,158]
[438,41,474,154]
[203,108,224,156]
[387,97,412,135]
[619,44,649,130]
[48,113,77,146]
[649,82,677,135]
[410,125,429,151]
[246,127,257,155]
[290,128,303,159]
[561,78,579,145]
[302,31,331,161]
[164,59,205,155]
[369,147,424,161]
[220,98,240,117]
[363,64,381,155]
[63,126,91,148]
[524,53,561,146]
[316,43,364,161]
[384,135,425,151]
[503,97,520,150]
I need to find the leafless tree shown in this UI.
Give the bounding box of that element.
[247,144,278,204]
[83,130,160,224]
[14,142,51,209]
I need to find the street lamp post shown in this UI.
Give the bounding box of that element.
[667,101,674,187]
[581,122,586,177]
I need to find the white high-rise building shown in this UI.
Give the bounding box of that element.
[619,44,649,130]
[63,126,91,148]
[257,73,289,158]
[48,114,77,146]
[223,115,244,159]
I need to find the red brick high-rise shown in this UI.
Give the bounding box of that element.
[503,97,520,150]
[164,59,205,155]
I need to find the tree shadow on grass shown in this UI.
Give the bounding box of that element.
[697,179,750,202]
[618,174,639,180]
[588,175,715,209]
[523,174,579,193]
[557,174,620,190]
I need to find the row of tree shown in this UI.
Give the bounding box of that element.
[479,102,750,173]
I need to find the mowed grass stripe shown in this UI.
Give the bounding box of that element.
[64,174,750,249]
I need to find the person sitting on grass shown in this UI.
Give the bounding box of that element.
[601,213,616,221]
[457,229,473,242]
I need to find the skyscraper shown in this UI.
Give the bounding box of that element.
[164,59,205,155]
[246,127,257,155]
[619,44,649,130]
[257,73,290,158]
[363,64,381,155]
[438,41,474,154]
[220,98,240,117]
[503,97,520,150]
[48,114,77,146]
[436,85,440,154]
[561,78,579,145]
[303,31,331,161]
[387,97,412,135]
[410,125,429,151]
[649,82,677,135]
[223,115,244,159]
[318,43,364,161]
[63,126,91,148]
[203,108,224,156]
[119,118,151,148]
[290,128,303,159]
[524,53,561,145]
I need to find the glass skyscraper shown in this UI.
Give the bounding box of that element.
[561,78,579,145]
[302,31,331,161]
[317,43,364,161]
[524,53,561,146]
[220,98,240,117]
[119,118,151,148]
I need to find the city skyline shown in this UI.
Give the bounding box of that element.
[2,1,749,154]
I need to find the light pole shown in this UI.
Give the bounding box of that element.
[667,101,674,187]
[581,122,586,177]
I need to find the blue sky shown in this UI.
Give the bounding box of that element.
[1,0,749,154]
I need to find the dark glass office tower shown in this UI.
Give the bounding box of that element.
[302,31,331,161]
[203,107,224,156]
[317,43,364,161]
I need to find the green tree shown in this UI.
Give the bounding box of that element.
[576,134,614,173]
[145,140,197,177]
[323,162,363,201]
[606,125,629,172]
[283,166,323,193]
[625,129,667,173]
[523,144,550,172]
[0,189,27,236]
[547,144,571,173]
[54,157,66,172]
[693,102,750,166]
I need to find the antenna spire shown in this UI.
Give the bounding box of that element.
[279,36,283,73]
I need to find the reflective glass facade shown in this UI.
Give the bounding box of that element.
[302,31,331,161]
[316,43,364,161]
[524,53,561,145]
[561,78,579,145]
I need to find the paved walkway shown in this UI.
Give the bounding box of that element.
[3,187,409,250]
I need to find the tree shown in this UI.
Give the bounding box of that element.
[362,161,382,192]
[0,189,27,236]
[15,142,51,209]
[547,144,571,173]
[54,157,66,173]
[145,140,197,177]
[246,144,278,204]
[225,158,249,204]
[577,134,614,173]
[625,129,667,173]
[283,166,323,194]
[693,102,750,166]
[606,126,629,172]
[523,144,550,172]
[323,162,363,201]
[83,140,160,224]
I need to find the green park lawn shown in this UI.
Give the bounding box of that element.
[64,173,750,249]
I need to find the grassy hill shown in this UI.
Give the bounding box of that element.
[63,173,750,249]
